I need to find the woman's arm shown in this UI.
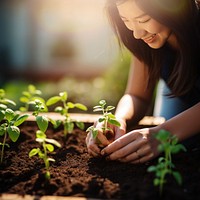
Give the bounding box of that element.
[115,56,155,124]
[154,102,200,141]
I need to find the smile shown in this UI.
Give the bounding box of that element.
[143,34,157,43]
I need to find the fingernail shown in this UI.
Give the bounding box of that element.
[101,150,105,156]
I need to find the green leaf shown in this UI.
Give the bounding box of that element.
[14,114,29,126]
[67,102,75,109]
[92,128,98,139]
[45,138,61,148]
[59,92,67,101]
[99,100,106,106]
[147,166,157,172]
[20,107,27,112]
[106,106,115,111]
[0,110,5,122]
[108,118,121,127]
[46,144,54,152]
[64,121,74,133]
[75,103,87,111]
[29,148,40,157]
[172,171,182,185]
[20,96,29,103]
[36,116,48,132]
[48,157,55,162]
[93,108,103,112]
[7,126,20,142]
[98,117,105,123]
[3,99,16,106]
[0,104,7,110]
[49,118,62,129]
[55,106,63,113]
[75,121,85,130]
[153,178,160,186]
[46,96,61,106]
[0,126,5,136]
[36,130,46,139]
[5,109,15,122]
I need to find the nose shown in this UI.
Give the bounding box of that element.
[133,28,146,39]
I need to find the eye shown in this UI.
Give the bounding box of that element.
[138,18,151,24]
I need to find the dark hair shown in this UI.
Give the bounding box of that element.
[105,0,200,96]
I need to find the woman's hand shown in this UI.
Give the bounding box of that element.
[85,118,126,157]
[101,127,160,164]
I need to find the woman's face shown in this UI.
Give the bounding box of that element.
[116,0,177,49]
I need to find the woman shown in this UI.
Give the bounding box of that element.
[86,0,200,164]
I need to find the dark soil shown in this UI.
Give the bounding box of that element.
[0,122,200,200]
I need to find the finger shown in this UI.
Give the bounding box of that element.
[97,131,110,146]
[88,149,100,157]
[86,132,101,155]
[131,153,154,164]
[101,131,137,156]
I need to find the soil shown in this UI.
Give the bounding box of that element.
[0,122,200,200]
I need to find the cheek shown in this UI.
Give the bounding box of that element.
[146,20,166,34]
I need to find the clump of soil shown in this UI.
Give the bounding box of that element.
[0,123,200,200]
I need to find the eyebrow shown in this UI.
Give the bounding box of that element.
[120,13,147,20]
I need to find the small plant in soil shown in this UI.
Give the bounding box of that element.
[19,84,47,112]
[0,89,29,164]
[147,129,187,195]
[46,91,87,137]
[86,99,121,146]
[29,99,61,180]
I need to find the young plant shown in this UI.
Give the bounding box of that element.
[29,130,61,180]
[0,89,29,164]
[86,100,121,144]
[29,99,61,180]
[46,91,87,137]
[19,84,47,112]
[147,129,187,195]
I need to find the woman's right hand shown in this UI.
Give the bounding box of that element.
[85,118,127,157]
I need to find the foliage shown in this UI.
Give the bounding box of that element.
[0,89,29,164]
[19,84,47,112]
[29,130,61,180]
[86,100,120,143]
[28,99,61,180]
[46,91,87,137]
[147,129,187,195]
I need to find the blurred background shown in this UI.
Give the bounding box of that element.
[0,0,131,112]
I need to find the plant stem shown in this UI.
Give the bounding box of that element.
[0,132,7,164]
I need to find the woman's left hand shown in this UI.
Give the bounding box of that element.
[101,127,160,164]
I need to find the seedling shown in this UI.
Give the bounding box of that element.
[29,99,61,180]
[19,84,47,112]
[46,91,87,137]
[29,130,61,180]
[0,89,29,164]
[147,129,186,195]
[86,100,121,144]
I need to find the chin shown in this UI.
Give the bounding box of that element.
[148,42,164,49]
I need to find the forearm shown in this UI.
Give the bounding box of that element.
[152,102,200,141]
[115,94,149,124]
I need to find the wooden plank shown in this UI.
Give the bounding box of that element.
[0,194,100,200]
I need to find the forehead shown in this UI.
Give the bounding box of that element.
[116,0,145,18]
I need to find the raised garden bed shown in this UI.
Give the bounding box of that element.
[0,114,200,200]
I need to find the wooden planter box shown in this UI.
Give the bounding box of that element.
[1,114,199,200]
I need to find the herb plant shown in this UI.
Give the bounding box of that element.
[19,84,47,112]
[29,99,61,180]
[46,91,87,137]
[0,89,29,164]
[29,130,61,180]
[86,100,121,143]
[147,129,186,195]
